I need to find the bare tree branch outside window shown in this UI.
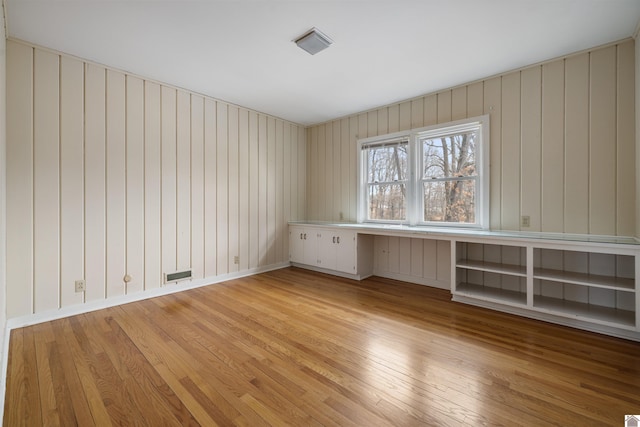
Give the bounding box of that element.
[366,142,407,221]
[422,131,477,223]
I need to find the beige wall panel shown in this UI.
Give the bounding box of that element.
[283,122,292,263]
[274,119,284,263]
[483,77,502,229]
[258,115,268,266]
[228,106,239,272]
[388,236,400,273]
[324,122,333,221]
[564,53,590,234]
[190,95,205,280]
[616,40,635,236]
[85,64,107,302]
[161,86,177,277]
[298,126,307,220]
[377,107,388,135]
[267,117,277,264]
[125,76,145,293]
[520,67,542,231]
[316,124,326,221]
[398,238,411,275]
[411,98,424,128]
[307,127,318,220]
[6,41,34,317]
[388,104,399,133]
[399,101,411,131]
[144,81,162,289]
[348,116,358,220]
[423,94,437,126]
[60,56,85,308]
[176,91,192,272]
[290,122,299,221]
[33,49,60,312]
[340,118,350,221]
[436,240,451,282]
[589,46,616,235]
[216,103,229,274]
[238,109,250,271]
[203,99,217,277]
[367,111,378,137]
[357,112,368,139]
[410,239,423,277]
[541,60,565,233]
[248,111,259,269]
[467,82,484,117]
[422,240,437,280]
[106,70,126,298]
[437,91,452,123]
[332,121,341,220]
[501,72,521,230]
[451,86,467,121]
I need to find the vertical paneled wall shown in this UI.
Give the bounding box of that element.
[5,40,306,318]
[0,14,7,377]
[307,39,635,234]
[306,39,635,285]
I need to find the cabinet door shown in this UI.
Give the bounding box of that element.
[316,230,336,270]
[289,227,305,264]
[335,230,356,274]
[317,229,357,274]
[302,229,318,266]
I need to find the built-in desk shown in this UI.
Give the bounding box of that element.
[289,221,640,341]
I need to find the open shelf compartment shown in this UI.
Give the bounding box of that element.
[533,295,636,329]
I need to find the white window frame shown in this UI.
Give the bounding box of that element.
[357,115,490,229]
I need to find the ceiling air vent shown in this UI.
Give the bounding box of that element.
[294,27,333,55]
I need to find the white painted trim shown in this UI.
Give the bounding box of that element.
[290,262,371,281]
[5,262,290,331]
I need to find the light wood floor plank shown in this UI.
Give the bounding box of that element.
[4,267,640,426]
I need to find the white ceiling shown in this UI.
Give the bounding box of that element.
[5,1,640,126]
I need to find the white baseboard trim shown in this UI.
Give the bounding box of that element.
[289,263,372,281]
[372,270,450,290]
[0,262,290,424]
[6,262,289,331]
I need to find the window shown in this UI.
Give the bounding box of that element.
[363,138,408,221]
[358,115,489,229]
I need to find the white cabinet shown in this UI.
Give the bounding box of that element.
[289,225,372,279]
[289,226,317,266]
[317,229,357,274]
[452,237,639,340]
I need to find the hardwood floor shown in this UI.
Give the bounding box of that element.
[4,267,640,426]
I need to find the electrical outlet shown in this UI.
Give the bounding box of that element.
[521,215,530,227]
[234,256,239,264]
[75,279,86,293]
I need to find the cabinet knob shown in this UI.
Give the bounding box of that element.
[300,233,303,239]
[304,233,307,240]
[337,236,340,244]
[333,236,336,243]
